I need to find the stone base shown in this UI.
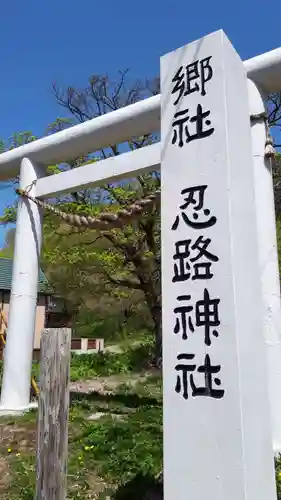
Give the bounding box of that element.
[0,401,38,416]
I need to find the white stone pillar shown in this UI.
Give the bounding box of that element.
[0,158,44,413]
[81,338,88,353]
[248,78,281,453]
[161,30,276,500]
[98,338,104,352]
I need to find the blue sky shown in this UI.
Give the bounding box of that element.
[0,0,280,246]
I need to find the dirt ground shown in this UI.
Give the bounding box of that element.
[0,371,161,500]
[70,372,148,394]
[0,372,157,499]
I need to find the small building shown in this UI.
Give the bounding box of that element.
[0,258,104,357]
[0,258,70,357]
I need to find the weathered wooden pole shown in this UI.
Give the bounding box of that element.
[35,328,71,500]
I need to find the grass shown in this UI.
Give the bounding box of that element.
[0,340,163,500]
[68,385,162,497]
[1,336,155,385]
[69,339,154,381]
[0,337,155,397]
[1,340,281,499]
[2,374,162,500]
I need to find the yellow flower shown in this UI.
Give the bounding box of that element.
[7,448,12,453]
[279,472,281,477]
[84,445,94,451]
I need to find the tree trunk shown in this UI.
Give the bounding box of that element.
[133,256,162,365]
[147,300,162,368]
[153,304,162,362]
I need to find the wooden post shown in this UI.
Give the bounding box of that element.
[35,328,71,500]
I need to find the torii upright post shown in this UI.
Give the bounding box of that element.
[247,76,281,453]
[161,30,277,500]
[0,158,44,413]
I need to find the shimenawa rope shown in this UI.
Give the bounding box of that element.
[250,112,276,158]
[16,188,161,230]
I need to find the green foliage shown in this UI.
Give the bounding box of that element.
[5,343,162,500]
[276,456,281,500]
[0,227,15,257]
[8,407,162,499]
[74,404,162,484]
[0,332,155,383]
[277,219,281,271]
[0,334,154,384]
[70,338,154,381]
[4,339,281,500]
[46,117,73,134]
[8,455,35,500]
[0,202,18,225]
[0,247,13,258]
[73,305,152,341]
[0,70,162,358]
[40,180,160,354]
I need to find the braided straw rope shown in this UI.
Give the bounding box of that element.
[250,112,276,159]
[16,188,160,230]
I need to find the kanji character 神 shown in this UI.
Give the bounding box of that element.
[173,289,220,345]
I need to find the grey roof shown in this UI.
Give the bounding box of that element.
[0,258,48,294]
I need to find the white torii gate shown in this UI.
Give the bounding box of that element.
[0,28,280,500]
